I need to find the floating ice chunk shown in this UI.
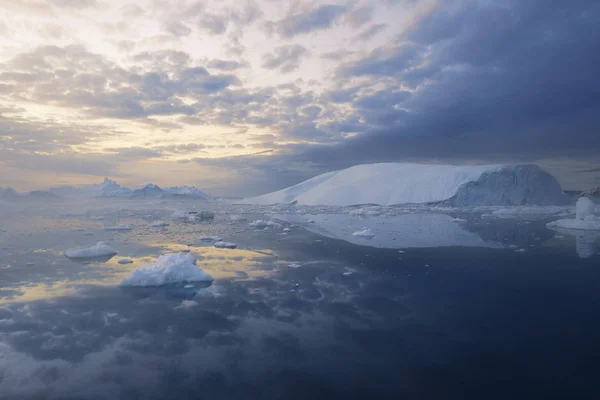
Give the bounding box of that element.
[175,300,198,309]
[249,220,282,229]
[196,284,225,297]
[451,218,467,223]
[118,259,133,264]
[343,271,354,276]
[576,197,596,220]
[283,227,292,232]
[214,241,238,249]
[120,252,213,287]
[352,228,375,239]
[198,210,214,219]
[515,248,526,252]
[152,220,169,227]
[229,215,247,222]
[546,216,600,231]
[288,263,302,268]
[104,224,133,231]
[199,236,223,242]
[65,242,117,258]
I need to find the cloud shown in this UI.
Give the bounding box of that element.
[272,4,347,37]
[355,23,387,41]
[261,45,309,73]
[206,59,247,71]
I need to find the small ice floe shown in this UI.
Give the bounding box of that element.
[288,263,302,268]
[451,218,467,223]
[307,219,315,223]
[546,198,600,231]
[352,228,375,239]
[229,215,247,222]
[118,259,134,264]
[175,300,198,310]
[342,271,354,276]
[515,248,526,252]
[104,224,133,231]
[199,236,223,242]
[120,252,213,287]
[198,210,215,219]
[508,245,518,250]
[26,262,35,266]
[184,284,194,288]
[283,228,292,232]
[249,220,282,229]
[152,220,169,227]
[214,241,238,249]
[65,242,117,258]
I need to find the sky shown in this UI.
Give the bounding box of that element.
[0,0,599,196]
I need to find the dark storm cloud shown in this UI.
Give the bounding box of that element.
[272,4,347,37]
[261,44,309,73]
[304,0,600,166]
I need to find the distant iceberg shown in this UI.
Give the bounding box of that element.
[65,242,118,258]
[241,163,569,207]
[120,252,213,287]
[547,197,600,231]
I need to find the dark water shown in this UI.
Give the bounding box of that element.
[0,200,599,399]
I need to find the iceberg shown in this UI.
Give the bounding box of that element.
[242,163,568,207]
[65,242,118,258]
[546,197,600,231]
[120,252,213,287]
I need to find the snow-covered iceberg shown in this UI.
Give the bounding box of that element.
[65,242,118,258]
[120,252,213,287]
[242,163,568,207]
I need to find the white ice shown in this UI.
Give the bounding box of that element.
[199,236,223,242]
[241,162,567,206]
[213,241,238,249]
[249,220,282,229]
[546,197,600,231]
[352,228,375,239]
[120,252,213,286]
[65,242,117,258]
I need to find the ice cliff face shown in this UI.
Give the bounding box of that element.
[242,163,569,207]
[444,165,569,206]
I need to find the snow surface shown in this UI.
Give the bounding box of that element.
[213,241,238,249]
[120,252,213,287]
[65,242,117,258]
[275,214,499,249]
[242,163,568,207]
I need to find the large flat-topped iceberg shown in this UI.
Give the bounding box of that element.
[242,163,569,207]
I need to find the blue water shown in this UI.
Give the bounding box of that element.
[0,200,598,399]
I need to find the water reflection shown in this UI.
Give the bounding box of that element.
[548,227,600,258]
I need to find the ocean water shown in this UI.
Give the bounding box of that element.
[0,199,599,399]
